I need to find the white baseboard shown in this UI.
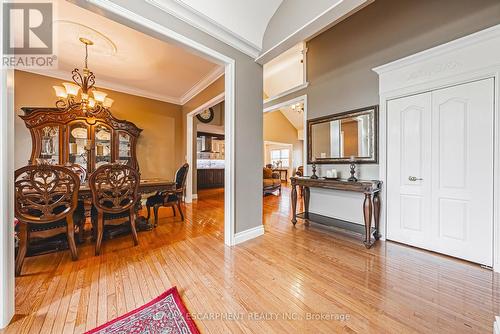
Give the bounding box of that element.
[192,194,198,199]
[494,316,500,334]
[234,225,264,245]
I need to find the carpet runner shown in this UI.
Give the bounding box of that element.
[85,287,200,334]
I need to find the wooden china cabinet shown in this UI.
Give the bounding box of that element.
[19,106,142,177]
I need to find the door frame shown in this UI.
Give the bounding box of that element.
[263,94,308,170]
[0,0,15,324]
[186,92,225,202]
[374,24,500,272]
[1,0,238,327]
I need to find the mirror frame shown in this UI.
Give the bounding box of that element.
[307,105,378,164]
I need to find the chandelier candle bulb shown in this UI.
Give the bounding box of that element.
[88,98,96,108]
[92,90,107,103]
[53,86,68,98]
[62,82,80,96]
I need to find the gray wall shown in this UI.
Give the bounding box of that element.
[74,0,263,234]
[265,0,500,179]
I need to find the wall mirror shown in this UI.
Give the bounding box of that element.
[307,105,378,164]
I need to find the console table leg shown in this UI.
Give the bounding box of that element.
[363,193,373,248]
[303,186,310,220]
[373,192,381,240]
[291,184,298,226]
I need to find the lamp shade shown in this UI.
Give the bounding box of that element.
[53,86,68,98]
[62,82,80,96]
[92,90,107,103]
[103,97,114,108]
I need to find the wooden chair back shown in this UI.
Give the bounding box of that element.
[14,164,80,224]
[89,163,140,214]
[175,163,189,191]
[65,163,87,182]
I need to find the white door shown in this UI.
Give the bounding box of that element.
[387,78,494,266]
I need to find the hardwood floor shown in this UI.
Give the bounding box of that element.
[3,185,499,333]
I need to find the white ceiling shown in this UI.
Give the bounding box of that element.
[26,0,223,105]
[145,0,283,57]
[176,0,283,49]
[279,106,304,131]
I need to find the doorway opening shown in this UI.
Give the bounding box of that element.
[1,0,236,327]
[263,95,308,185]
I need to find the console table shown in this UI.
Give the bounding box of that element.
[290,177,382,248]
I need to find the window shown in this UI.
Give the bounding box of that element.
[270,149,290,168]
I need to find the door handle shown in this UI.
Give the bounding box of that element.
[408,176,423,182]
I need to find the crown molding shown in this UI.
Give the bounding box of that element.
[145,0,261,59]
[20,69,183,105]
[372,23,500,75]
[180,66,224,105]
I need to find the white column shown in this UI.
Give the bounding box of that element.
[0,0,15,325]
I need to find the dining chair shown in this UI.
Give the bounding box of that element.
[14,164,81,276]
[146,163,189,226]
[89,163,140,255]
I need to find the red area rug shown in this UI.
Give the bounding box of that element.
[85,287,200,334]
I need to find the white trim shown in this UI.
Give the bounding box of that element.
[0,0,15,326]
[180,66,224,105]
[263,82,309,105]
[373,24,500,272]
[263,94,308,173]
[256,0,373,64]
[144,0,261,58]
[494,316,500,334]
[185,92,225,204]
[0,72,15,330]
[373,24,500,76]
[20,69,183,105]
[234,225,265,245]
[192,194,198,200]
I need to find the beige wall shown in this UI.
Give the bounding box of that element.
[14,70,183,179]
[265,0,500,179]
[263,111,303,171]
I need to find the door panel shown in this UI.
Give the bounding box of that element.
[387,92,432,246]
[387,78,494,266]
[430,79,494,265]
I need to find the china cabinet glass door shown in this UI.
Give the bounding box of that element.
[68,122,90,173]
[38,125,60,164]
[94,123,112,169]
[117,131,132,166]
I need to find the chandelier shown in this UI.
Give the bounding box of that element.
[53,38,113,115]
